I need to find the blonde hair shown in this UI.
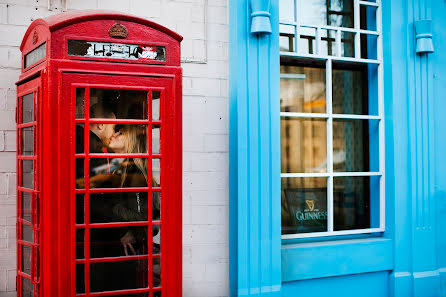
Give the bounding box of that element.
[119,125,148,186]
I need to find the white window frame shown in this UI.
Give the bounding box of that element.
[280,0,385,239]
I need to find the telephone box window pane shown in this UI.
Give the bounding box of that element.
[97,124,148,154]
[90,260,148,293]
[153,225,160,255]
[76,194,84,224]
[152,91,160,121]
[22,223,33,242]
[33,194,40,228]
[333,119,379,172]
[153,192,161,221]
[281,118,327,173]
[76,158,84,189]
[334,176,372,230]
[90,89,149,120]
[76,88,85,119]
[153,258,161,288]
[297,0,354,28]
[90,226,148,258]
[22,245,32,274]
[89,192,148,223]
[22,192,32,222]
[152,125,160,154]
[89,158,149,188]
[76,264,85,294]
[21,127,34,155]
[281,177,328,234]
[22,93,34,123]
[332,64,369,115]
[75,124,84,154]
[33,245,40,281]
[280,63,326,113]
[21,160,33,189]
[76,229,84,259]
[152,159,161,186]
[21,276,33,297]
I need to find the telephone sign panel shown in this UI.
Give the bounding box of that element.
[17,11,182,297]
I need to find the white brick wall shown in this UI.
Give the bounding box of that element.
[0,1,229,296]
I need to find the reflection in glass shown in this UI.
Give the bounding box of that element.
[21,160,33,189]
[341,31,355,57]
[22,93,33,123]
[298,27,316,54]
[279,0,295,21]
[334,176,372,230]
[90,192,148,223]
[76,264,85,294]
[76,88,85,119]
[281,177,327,234]
[88,158,148,188]
[21,127,33,155]
[360,5,377,31]
[280,64,326,113]
[320,29,336,56]
[152,91,160,121]
[22,245,32,275]
[152,159,161,186]
[333,119,379,172]
[296,0,353,28]
[33,245,40,280]
[89,89,148,120]
[332,66,368,115]
[21,277,33,297]
[152,125,160,154]
[280,25,295,52]
[153,258,161,288]
[90,226,148,258]
[90,260,148,292]
[21,192,32,222]
[281,118,327,173]
[22,223,33,242]
[361,34,378,60]
[76,229,84,259]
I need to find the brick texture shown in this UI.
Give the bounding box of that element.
[0,1,229,296]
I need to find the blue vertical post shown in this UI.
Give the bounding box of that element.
[229,0,281,296]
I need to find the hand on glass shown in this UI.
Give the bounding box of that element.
[120,230,136,256]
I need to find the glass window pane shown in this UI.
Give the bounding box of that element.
[361,34,378,60]
[21,160,33,189]
[33,245,40,281]
[90,226,148,258]
[280,0,295,21]
[22,223,33,242]
[76,229,84,259]
[320,29,336,56]
[21,192,32,222]
[281,117,327,173]
[90,260,148,293]
[33,193,40,228]
[76,158,84,189]
[89,89,148,120]
[22,245,32,274]
[76,264,85,294]
[333,119,379,172]
[21,276,33,297]
[76,194,84,224]
[281,177,328,234]
[89,158,149,188]
[332,64,369,115]
[280,63,326,113]
[75,124,84,155]
[153,192,161,221]
[341,31,355,57]
[360,5,377,31]
[153,258,161,288]
[152,158,161,186]
[152,91,161,121]
[280,25,295,52]
[22,93,34,124]
[334,176,375,230]
[153,224,160,255]
[152,125,160,155]
[102,124,148,154]
[21,127,33,156]
[298,27,316,54]
[90,192,148,223]
[76,88,85,119]
[296,0,353,28]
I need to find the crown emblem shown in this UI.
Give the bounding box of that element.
[32,31,38,44]
[109,23,128,39]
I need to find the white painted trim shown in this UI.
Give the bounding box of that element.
[281,172,382,178]
[281,228,385,239]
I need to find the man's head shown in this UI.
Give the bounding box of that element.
[89,104,116,147]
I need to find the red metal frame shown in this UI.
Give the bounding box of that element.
[17,11,182,297]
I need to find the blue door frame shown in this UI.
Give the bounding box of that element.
[229,0,446,296]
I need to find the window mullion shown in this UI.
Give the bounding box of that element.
[354,0,361,59]
[326,59,334,233]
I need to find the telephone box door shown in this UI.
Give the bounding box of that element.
[60,72,181,297]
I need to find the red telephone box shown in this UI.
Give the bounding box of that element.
[16,10,182,297]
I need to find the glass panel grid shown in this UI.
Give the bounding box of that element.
[74,87,163,296]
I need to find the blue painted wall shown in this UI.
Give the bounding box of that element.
[229,0,446,296]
